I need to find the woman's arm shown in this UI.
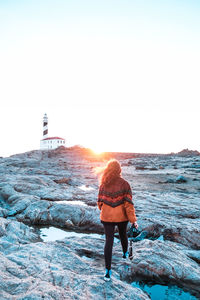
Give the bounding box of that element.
[124,201,137,223]
[124,181,137,224]
[97,186,103,210]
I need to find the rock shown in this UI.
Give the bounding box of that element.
[1,218,199,299]
[175,175,187,183]
[119,239,200,296]
[48,203,102,232]
[160,175,187,184]
[53,178,73,185]
[0,217,39,252]
[140,221,200,250]
[0,230,149,300]
[135,166,147,170]
[184,249,200,264]
[0,208,7,217]
[0,148,200,298]
[65,219,74,227]
[162,178,175,183]
[176,149,200,156]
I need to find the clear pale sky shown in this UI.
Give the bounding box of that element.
[0,0,200,157]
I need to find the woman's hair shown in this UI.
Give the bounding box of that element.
[100,159,121,186]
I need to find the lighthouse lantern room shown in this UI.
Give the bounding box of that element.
[40,114,66,150]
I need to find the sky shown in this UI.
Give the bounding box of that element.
[0,0,200,157]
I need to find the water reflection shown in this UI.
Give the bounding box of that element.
[40,226,102,242]
[131,282,197,300]
[55,200,87,206]
[78,185,95,191]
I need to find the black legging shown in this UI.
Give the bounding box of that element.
[102,221,128,270]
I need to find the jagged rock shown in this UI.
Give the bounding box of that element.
[53,178,73,185]
[142,222,200,249]
[0,148,199,298]
[177,149,200,156]
[119,239,200,296]
[0,227,149,300]
[1,219,199,299]
[160,175,187,184]
[0,217,39,252]
[0,208,7,217]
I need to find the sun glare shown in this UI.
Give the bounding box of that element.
[90,145,104,155]
[92,149,103,155]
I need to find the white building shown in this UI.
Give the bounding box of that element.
[40,114,66,150]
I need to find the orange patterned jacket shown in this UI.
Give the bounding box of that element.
[97,177,137,223]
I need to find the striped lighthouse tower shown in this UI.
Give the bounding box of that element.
[40,113,66,149]
[43,113,48,139]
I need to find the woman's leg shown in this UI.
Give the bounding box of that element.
[102,222,115,270]
[117,221,128,254]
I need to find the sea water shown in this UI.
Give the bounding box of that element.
[40,226,102,242]
[131,281,197,300]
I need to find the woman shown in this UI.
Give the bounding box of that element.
[97,159,138,281]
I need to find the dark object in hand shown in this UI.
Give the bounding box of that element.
[128,224,140,238]
[128,224,140,260]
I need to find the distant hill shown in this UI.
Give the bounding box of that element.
[8,146,200,160]
[174,148,200,156]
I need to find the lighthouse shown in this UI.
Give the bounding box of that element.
[43,113,48,139]
[40,113,66,150]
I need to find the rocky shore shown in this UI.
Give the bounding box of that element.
[0,146,199,299]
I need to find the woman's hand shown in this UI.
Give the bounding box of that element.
[133,221,138,229]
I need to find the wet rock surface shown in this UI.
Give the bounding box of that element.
[0,147,200,299]
[0,217,149,300]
